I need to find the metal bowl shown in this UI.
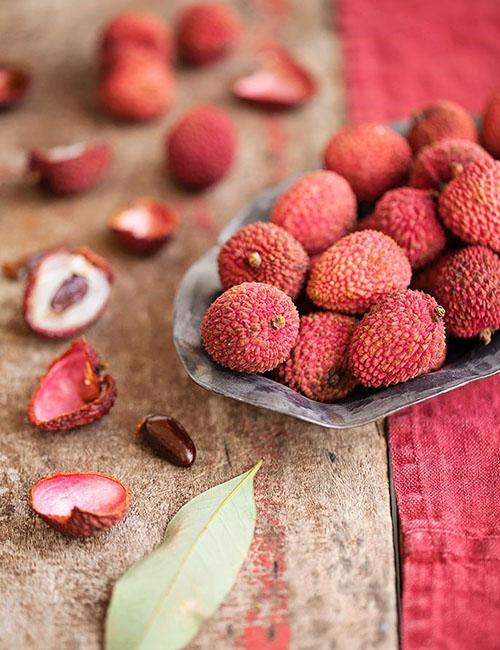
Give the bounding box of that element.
[173,130,499,428]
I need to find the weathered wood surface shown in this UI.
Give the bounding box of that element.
[0,1,397,649]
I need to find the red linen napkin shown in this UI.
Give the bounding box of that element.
[336,0,500,647]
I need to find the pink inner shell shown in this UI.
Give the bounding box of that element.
[33,346,96,422]
[235,69,306,103]
[115,204,172,238]
[32,474,126,517]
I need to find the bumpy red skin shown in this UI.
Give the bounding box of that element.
[407,100,478,154]
[30,472,130,537]
[410,138,492,190]
[323,123,411,203]
[29,143,112,194]
[23,246,114,339]
[414,246,500,341]
[274,312,358,402]
[0,64,30,109]
[100,55,175,121]
[100,11,173,65]
[360,188,446,268]
[27,339,117,431]
[201,282,299,373]
[307,230,412,314]
[166,105,237,188]
[482,91,500,158]
[218,222,309,298]
[348,290,447,388]
[438,160,500,252]
[270,171,357,255]
[177,3,242,66]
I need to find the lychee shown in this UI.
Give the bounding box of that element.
[438,160,500,252]
[201,282,299,373]
[275,312,358,402]
[482,90,500,158]
[270,170,357,255]
[307,230,412,313]
[410,138,492,190]
[323,123,411,203]
[176,3,242,66]
[407,100,478,153]
[359,188,446,268]
[414,246,500,343]
[100,11,173,64]
[0,64,30,109]
[165,104,237,188]
[348,290,447,388]
[218,222,309,298]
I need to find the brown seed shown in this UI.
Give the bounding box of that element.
[138,415,196,467]
[50,274,89,313]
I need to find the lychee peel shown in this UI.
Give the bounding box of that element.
[218,222,309,298]
[410,138,492,190]
[407,100,478,153]
[360,188,446,268]
[201,282,299,373]
[438,160,500,252]
[323,123,411,203]
[307,230,412,314]
[166,104,237,188]
[482,91,500,158]
[270,170,357,255]
[275,312,358,402]
[348,289,447,388]
[414,245,500,342]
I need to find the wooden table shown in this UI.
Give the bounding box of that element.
[0,1,397,648]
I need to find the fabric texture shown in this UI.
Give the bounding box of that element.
[337,0,500,646]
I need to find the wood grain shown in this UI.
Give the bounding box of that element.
[0,1,397,648]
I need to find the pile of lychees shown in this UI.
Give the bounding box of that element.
[201,98,500,402]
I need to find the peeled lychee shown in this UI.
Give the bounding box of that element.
[176,2,242,66]
[307,230,412,313]
[410,138,492,190]
[201,282,299,373]
[100,11,173,64]
[218,222,309,298]
[414,246,500,343]
[270,170,357,255]
[407,100,478,153]
[348,289,447,388]
[359,188,446,268]
[165,104,237,188]
[439,160,500,252]
[482,91,500,158]
[275,312,358,402]
[323,123,411,203]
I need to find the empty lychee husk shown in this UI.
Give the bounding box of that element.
[23,246,113,339]
[0,64,30,109]
[110,197,179,254]
[30,472,130,537]
[28,339,116,431]
[232,45,316,109]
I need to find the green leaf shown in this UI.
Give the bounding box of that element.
[105,460,262,650]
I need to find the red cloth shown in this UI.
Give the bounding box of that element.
[337,0,500,647]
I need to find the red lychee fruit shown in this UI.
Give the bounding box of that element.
[100,11,173,64]
[274,312,358,402]
[307,230,412,314]
[0,64,30,109]
[218,222,309,298]
[201,282,299,373]
[270,170,357,255]
[176,3,242,66]
[99,53,175,121]
[410,138,492,190]
[165,104,237,188]
[359,188,446,269]
[438,160,500,252]
[414,246,500,343]
[407,100,478,154]
[482,90,500,158]
[348,289,447,388]
[323,123,411,203]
